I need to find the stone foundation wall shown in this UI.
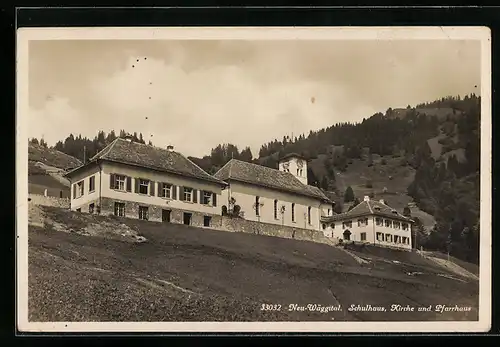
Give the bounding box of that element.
[28,193,70,209]
[220,216,330,245]
[99,197,222,229]
[63,196,330,245]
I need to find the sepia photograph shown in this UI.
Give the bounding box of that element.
[16,27,491,333]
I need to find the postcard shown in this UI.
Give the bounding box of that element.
[16,26,491,333]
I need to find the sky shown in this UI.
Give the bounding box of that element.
[28,39,481,158]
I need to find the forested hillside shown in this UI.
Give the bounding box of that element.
[30,94,481,264]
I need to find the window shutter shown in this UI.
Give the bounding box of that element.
[150,181,155,196]
[135,178,140,193]
[73,184,76,199]
[157,182,162,197]
[172,185,177,199]
[126,176,132,192]
[82,180,85,194]
[212,193,217,207]
[179,186,185,201]
[110,174,115,189]
[193,189,198,203]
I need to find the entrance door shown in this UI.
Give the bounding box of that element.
[183,212,192,225]
[343,229,351,241]
[162,209,171,223]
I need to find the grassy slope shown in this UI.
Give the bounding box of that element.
[28,206,479,322]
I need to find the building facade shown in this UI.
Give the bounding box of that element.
[214,154,334,231]
[64,138,227,229]
[320,196,414,250]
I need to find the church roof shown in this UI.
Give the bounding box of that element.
[214,159,332,202]
[279,152,308,162]
[65,138,226,186]
[321,199,414,223]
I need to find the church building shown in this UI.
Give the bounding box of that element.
[214,153,335,231]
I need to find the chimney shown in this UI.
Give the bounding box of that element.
[363,195,370,202]
[167,145,174,152]
[379,199,385,204]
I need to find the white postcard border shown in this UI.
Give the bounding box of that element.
[16,26,492,333]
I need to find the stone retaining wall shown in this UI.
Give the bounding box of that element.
[220,216,331,245]
[28,194,70,209]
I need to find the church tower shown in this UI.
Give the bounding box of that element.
[278,153,308,185]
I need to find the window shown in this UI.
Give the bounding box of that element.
[74,181,84,198]
[204,216,212,227]
[360,232,367,241]
[160,183,172,198]
[296,168,299,175]
[162,209,171,223]
[330,223,335,229]
[89,203,95,214]
[203,191,213,205]
[255,196,260,216]
[111,175,132,192]
[385,219,392,227]
[342,221,353,229]
[115,175,126,191]
[393,221,401,229]
[274,200,278,219]
[299,169,303,176]
[291,203,295,222]
[328,208,331,216]
[139,179,149,194]
[402,236,408,244]
[114,202,125,217]
[402,223,409,231]
[76,208,81,212]
[385,234,392,242]
[357,218,368,227]
[89,175,95,192]
[322,223,326,230]
[375,217,383,226]
[307,206,311,224]
[394,236,400,243]
[139,206,149,220]
[376,232,383,241]
[184,187,193,202]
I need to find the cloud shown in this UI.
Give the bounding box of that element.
[28,39,481,158]
[29,97,87,145]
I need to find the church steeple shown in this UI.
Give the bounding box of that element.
[278,153,308,185]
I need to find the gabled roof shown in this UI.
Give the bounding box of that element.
[214,159,332,202]
[64,138,226,186]
[322,199,414,223]
[279,152,308,162]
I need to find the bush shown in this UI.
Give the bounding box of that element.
[233,205,241,215]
